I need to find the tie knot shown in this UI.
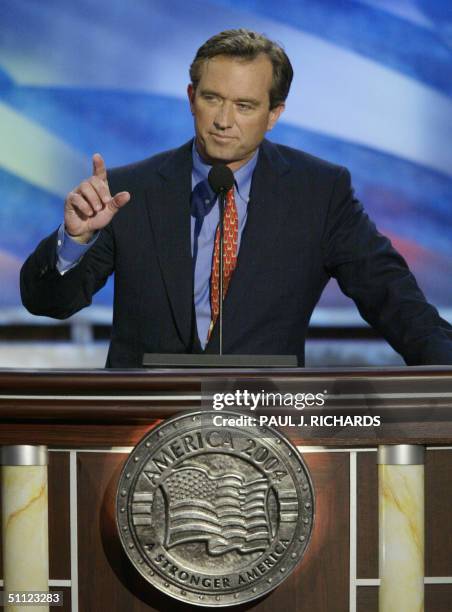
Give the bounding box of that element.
[190,180,216,221]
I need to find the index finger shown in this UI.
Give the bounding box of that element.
[92,153,107,181]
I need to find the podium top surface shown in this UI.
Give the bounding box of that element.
[0,366,451,448]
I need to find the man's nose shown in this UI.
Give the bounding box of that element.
[213,102,234,129]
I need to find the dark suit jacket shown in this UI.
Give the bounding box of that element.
[20,139,452,367]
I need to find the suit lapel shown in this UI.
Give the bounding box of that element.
[145,140,194,349]
[205,140,291,353]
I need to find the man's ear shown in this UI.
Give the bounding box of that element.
[187,84,195,115]
[267,103,285,131]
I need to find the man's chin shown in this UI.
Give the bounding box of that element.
[202,149,234,166]
[196,139,247,168]
[204,143,244,164]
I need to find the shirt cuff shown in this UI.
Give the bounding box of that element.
[56,223,99,275]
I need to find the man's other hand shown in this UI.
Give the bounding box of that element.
[64,154,130,243]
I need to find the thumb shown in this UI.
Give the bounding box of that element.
[92,153,107,181]
[110,191,131,210]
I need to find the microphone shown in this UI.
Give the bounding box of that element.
[207,164,234,355]
[208,164,234,194]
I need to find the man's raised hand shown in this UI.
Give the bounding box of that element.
[64,154,130,243]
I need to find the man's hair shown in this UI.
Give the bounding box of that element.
[189,29,293,109]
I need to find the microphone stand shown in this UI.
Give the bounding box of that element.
[218,188,226,356]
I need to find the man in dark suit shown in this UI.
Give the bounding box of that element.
[20,29,452,367]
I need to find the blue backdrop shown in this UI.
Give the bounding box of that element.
[1,0,451,323]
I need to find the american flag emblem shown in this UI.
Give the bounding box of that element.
[162,466,271,555]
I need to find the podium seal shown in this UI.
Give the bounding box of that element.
[116,411,314,606]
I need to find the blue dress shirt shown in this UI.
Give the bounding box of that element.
[190,146,257,346]
[57,144,258,348]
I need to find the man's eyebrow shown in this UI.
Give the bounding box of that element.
[235,97,260,106]
[199,88,222,96]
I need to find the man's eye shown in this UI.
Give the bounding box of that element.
[237,103,252,111]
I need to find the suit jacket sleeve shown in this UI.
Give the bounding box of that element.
[20,224,115,319]
[321,167,452,365]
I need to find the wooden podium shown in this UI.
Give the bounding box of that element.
[0,367,451,611]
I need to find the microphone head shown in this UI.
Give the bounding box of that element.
[208,164,234,194]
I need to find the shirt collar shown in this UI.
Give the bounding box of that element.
[192,141,258,201]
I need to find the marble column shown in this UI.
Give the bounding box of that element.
[378,444,424,612]
[1,446,49,612]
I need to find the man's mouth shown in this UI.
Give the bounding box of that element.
[210,133,235,140]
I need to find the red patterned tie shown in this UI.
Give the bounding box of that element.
[208,188,238,338]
